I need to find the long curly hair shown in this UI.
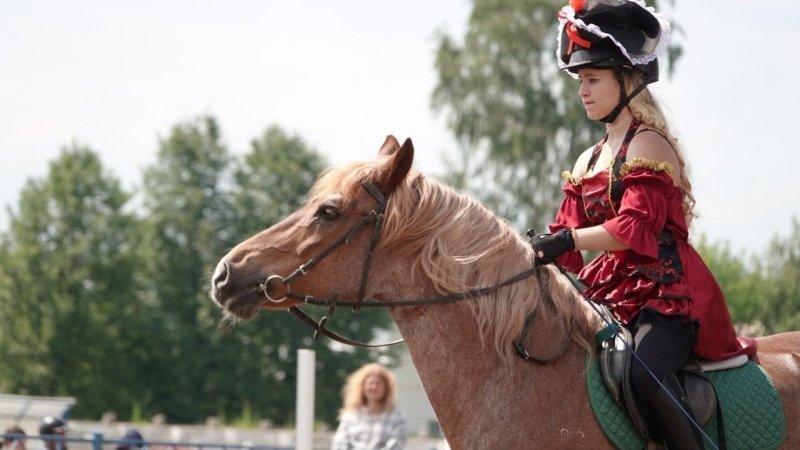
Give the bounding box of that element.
[338,363,398,418]
[625,70,697,223]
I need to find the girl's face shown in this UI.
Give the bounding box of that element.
[577,68,621,121]
[363,373,387,404]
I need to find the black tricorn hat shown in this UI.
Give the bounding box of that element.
[557,0,667,80]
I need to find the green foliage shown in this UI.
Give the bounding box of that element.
[232,125,327,238]
[0,144,143,417]
[134,115,236,423]
[433,0,601,228]
[697,225,800,335]
[695,236,769,332]
[762,218,800,332]
[0,117,398,428]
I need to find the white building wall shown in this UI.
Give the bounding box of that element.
[392,346,440,438]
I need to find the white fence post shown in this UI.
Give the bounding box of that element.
[296,349,315,450]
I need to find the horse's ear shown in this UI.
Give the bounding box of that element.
[378,135,401,157]
[376,138,414,193]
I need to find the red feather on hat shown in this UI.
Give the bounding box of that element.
[569,0,586,13]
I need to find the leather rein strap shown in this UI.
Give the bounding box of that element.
[286,267,540,347]
[261,180,560,360]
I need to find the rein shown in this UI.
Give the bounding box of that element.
[259,181,566,361]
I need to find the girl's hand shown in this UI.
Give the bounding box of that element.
[528,228,575,265]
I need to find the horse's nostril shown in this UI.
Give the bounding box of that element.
[212,261,230,291]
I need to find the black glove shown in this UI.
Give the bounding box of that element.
[527,228,575,266]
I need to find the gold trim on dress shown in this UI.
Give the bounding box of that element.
[561,170,582,185]
[619,157,675,177]
[605,159,619,217]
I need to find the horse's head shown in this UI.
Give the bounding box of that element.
[210,135,414,320]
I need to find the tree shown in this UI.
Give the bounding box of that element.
[697,223,800,335]
[433,0,599,229]
[695,236,769,335]
[0,119,402,426]
[231,125,327,238]
[136,115,236,423]
[761,218,800,332]
[0,144,142,418]
[432,0,680,230]
[135,118,398,426]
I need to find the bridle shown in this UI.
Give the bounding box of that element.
[259,181,392,310]
[259,180,571,363]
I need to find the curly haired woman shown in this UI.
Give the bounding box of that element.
[332,363,407,450]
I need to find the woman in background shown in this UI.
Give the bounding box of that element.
[332,363,406,450]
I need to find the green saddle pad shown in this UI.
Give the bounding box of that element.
[586,358,785,449]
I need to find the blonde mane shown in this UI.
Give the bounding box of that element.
[310,160,596,366]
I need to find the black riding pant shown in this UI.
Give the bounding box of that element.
[629,308,698,400]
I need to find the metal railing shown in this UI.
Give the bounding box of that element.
[0,433,291,450]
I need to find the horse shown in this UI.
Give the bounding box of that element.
[209,136,800,449]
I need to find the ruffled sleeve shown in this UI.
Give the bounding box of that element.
[548,172,589,272]
[602,159,675,264]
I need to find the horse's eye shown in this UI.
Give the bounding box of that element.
[316,204,341,221]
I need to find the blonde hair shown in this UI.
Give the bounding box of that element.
[624,70,697,222]
[339,363,397,417]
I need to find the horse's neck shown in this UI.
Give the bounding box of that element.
[390,288,609,449]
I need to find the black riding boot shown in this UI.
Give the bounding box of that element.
[645,373,704,450]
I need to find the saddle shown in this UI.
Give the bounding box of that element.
[596,323,743,444]
[588,324,785,449]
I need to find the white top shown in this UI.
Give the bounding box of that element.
[331,407,407,450]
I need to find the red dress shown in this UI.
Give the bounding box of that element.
[550,121,756,361]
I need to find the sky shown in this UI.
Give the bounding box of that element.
[1,0,798,256]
